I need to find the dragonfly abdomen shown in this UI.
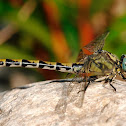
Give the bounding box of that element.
[39,61,74,73]
[0,59,75,73]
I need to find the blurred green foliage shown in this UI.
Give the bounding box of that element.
[0,0,126,83]
[90,0,113,15]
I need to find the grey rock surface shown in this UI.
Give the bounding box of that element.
[0,79,126,126]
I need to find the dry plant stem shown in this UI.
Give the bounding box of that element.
[0,79,126,126]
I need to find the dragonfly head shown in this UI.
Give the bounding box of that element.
[120,54,126,72]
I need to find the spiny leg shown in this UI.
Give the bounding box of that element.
[77,83,89,94]
[105,73,116,92]
[119,72,126,80]
[77,76,98,94]
[108,79,116,92]
[84,81,90,92]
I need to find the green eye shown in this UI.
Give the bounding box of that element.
[122,57,126,71]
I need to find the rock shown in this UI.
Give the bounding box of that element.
[0,79,126,126]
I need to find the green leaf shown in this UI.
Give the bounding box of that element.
[0,44,35,59]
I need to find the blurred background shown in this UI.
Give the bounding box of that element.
[0,0,126,91]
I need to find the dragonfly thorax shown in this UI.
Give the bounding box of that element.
[77,50,120,77]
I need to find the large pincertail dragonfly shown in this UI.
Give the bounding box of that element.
[0,31,126,113]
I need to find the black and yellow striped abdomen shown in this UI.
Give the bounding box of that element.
[0,50,121,77]
[0,59,84,74]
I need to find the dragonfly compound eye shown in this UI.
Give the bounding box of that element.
[121,54,126,71]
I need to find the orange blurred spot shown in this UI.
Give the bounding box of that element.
[79,21,94,46]
[78,20,94,55]
[51,29,70,62]
[42,1,70,62]
[9,0,23,7]
[42,1,59,26]
[77,0,94,56]
[78,0,91,9]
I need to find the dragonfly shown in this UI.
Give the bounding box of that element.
[0,31,126,114]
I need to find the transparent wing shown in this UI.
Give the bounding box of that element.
[77,31,109,62]
[67,79,86,108]
[55,74,90,115]
[76,49,88,62]
[55,76,79,117]
[84,31,109,53]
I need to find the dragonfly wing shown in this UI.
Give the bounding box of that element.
[84,31,109,53]
[76,49,88,62]
[55,82,68,118]
[65,76,88,108]
[77,31,109,62]
[55,74,86,115]
[55,76,80,115]
[73,77,90,108]
[72,81,85,108]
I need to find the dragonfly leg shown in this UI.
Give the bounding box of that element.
[88,76,98,82]
[119,72,126,80]
[84,81,90,92]
[77,81,90,94]
[77,76,97,94]
[105,75,116,92]
[109,83,116,92]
